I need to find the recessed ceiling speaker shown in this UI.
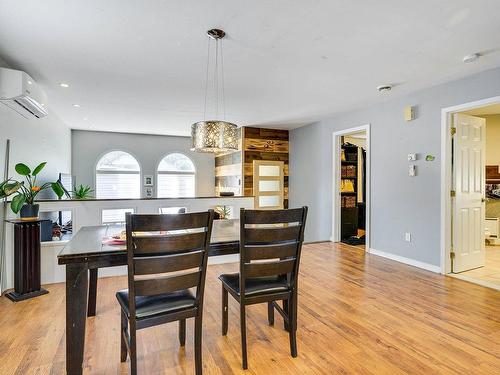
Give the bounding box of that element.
[377,85,393,92]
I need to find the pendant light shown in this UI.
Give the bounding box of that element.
[191,29,238,153]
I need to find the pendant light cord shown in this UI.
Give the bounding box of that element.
[220,38,226,121]
[203,32,227,122]
[214,38,219,119]
[203,37,211,121]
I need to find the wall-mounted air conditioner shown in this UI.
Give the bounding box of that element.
[0,67,48,119]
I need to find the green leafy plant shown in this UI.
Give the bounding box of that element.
[8,162,65,213]
[215,205,231,219]
[72,184,94,200]
[0,179,22,199]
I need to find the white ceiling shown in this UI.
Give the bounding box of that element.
[1,0,500,136]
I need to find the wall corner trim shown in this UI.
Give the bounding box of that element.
[368,248,441,274]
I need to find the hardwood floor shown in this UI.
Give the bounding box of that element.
[1,242,500,374]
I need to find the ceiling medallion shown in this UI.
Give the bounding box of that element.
[191,29,238,153]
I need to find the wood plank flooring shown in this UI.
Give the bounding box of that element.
[1,242,500,374]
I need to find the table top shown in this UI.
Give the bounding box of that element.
[58,219,240,264]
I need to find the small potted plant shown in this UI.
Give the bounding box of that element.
[72,184,94,200]
[9,162,64,220]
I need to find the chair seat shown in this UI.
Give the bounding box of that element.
[219,273,290,297]
[116,289,196,319]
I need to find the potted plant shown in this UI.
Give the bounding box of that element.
[72,184,94,200]
[9,162,64,220]
[215,205,231,220]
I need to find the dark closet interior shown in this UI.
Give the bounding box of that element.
[340,139,366,246]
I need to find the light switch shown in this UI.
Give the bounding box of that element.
[409,165,416,177]
[405,233,412,242]
[404,106,416,121]
[408,153,417,161]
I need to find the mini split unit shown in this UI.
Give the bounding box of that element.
[0,67,48,119]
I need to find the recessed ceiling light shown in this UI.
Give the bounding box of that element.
[59,82,69,88]
[83,117,88,121]
[463,53,480,63]
[27,80,33,85]
[72,104,80,108]
[377,84,392,92]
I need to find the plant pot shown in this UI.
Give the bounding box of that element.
[20,204,40,221]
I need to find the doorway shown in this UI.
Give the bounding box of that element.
[332,125,371,251]
[442,97,500,290]
[252,160,285,210]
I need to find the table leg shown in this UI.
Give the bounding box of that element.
[66,263,89,375]
[87,268,98,317]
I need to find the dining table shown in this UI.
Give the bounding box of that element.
[57,219,240,375]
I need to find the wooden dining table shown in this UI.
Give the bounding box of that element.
[57,219,240,375]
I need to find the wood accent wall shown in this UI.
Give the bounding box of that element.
[214,127,289,208]
[242,127,289,208]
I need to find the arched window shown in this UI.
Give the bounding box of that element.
[95,151,141,199]
[157,153,195,198]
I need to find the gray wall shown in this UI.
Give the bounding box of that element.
[290,66,500,267]
[71,130,215,197]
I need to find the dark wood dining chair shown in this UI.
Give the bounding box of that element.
[219,207,308,369]
[117,210,214,375]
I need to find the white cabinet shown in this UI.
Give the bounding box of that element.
[485,217,499,239]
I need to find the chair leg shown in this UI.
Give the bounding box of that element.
[282,299,289,331]
[267,302,274,326]
[222,285,228,336]
[130,320,138,375]
[288,296,297,358]
[194,316,203,375]
[240,304,248,370]
[179,319,186,347]
[120,310,128,362]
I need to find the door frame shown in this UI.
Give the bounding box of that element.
[440,95,500,274]
[331,124,371,251]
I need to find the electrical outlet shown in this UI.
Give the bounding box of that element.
[408,153,417,161]
[405,232,412,242]
[409,165,416,177]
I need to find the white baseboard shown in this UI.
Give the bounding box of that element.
[368,248,441,273]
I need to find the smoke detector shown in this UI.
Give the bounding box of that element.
[377,84,393,92]
[463,53,480,63]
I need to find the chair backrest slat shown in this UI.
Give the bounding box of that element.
[134,271,200,296]
[239,207,308,300]
[244,226,301,244]
[244,259,295,278]
[244,242,298,261]
[125,210,214,317]
[133,232,206,255]
[244,208,304,224]
[130,212,211,232]
[134,250,204,275]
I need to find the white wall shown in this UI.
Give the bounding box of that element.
[0,97,71,293]
[71,130,215,198]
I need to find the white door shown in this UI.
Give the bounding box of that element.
[453,113,486,273]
